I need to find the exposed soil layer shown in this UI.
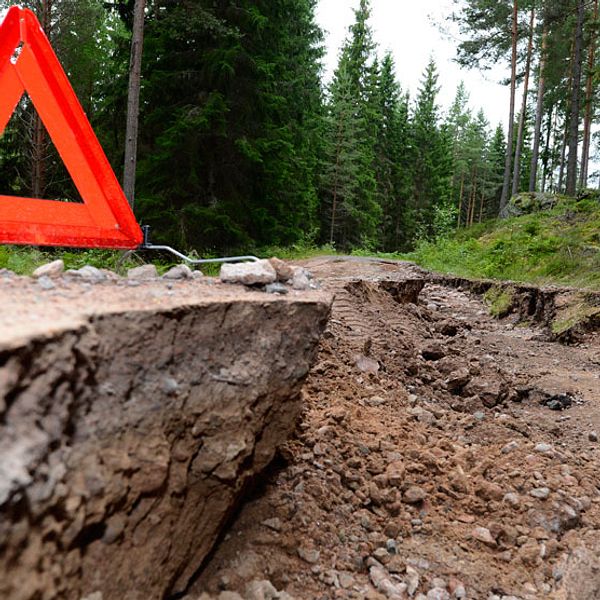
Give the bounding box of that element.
[191,257,600,600]
[0,272,331,600]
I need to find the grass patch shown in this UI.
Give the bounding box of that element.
[551,296,600,335]
[483,286,515,318]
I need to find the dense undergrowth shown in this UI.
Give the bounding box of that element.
[405,196,600,291]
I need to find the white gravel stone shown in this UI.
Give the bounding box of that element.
[220,260,277,286]
[32,259,64,279]
[427,588,450,600]
[162,264,193,280]
[77,266,106,281]
[127,264,159,280]
[406,565,420,596]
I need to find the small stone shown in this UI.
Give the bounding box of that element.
[37,276,55,290]
[33,259,64,278]
[471,527,496,548]
[355,354,380,375]
[101,514,125,545]
[446,368,471,392]
[163,264,193,280]
[366,395,387,407]
[473,411,485,421]
[386,539,397,554]
[370,565,405,598]
[534,443,554,455]
[269,257,294,282]
[501,441,519,454]
[427,589,450,600]
[298,547,320,564]
[432,579,446,589]
[519,542,541,566]
[220,260,277,286]
[192,270,203,280]
[339,573,355,589]
[530,487,550,500]
[265,282,289,295]
[373,547,390,564]
[403,486,426,504]
[245,580,279,600]
[161,377,179,395]
[588,431,598,443]
[80,594,103,600]
[387,556,404,574]
[75,265,107,283]
[262,517,282,532]
[406,565,420,596]
[127,264,159,280]
[291,266,312,290]
[448,578,466,599]
[503,493,521,508]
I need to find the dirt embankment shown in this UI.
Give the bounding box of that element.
[191,258,600,600]
[0,273,330,600]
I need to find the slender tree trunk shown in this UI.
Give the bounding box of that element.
[470,180,478,227]
[31,0,51,198]
[330,125,344,245]
[558,115,569,192]
[541,104,554,193]
[580,0,599,188]
[478,190,485,223]
[500,0,519,216]
[457,172,465,229]
[566,0,586,196]
[513,6,535,196]
[123,0,146,209]
[530,24,548,192]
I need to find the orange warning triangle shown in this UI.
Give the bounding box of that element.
[0,6,143,249]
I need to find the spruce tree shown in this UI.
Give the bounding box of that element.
[411,59,452,237]
[320,0,380,250]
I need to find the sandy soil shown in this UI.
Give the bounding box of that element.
[190,257,600,600]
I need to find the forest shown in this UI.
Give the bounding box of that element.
[0,0,598,255]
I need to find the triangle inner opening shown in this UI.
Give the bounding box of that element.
[0,93,84,204]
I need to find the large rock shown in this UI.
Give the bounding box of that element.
[0,279,330,600]
[32,259,64,279]
[220,260,277,286]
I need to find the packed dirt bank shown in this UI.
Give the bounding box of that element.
[190,257,600,600]
[0,270,330,600]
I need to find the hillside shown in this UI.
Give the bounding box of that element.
[407,194,600,291]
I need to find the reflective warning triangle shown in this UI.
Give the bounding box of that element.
[0,6,143,249]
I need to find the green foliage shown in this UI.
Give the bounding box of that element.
[0,247,135,275]
[483,286,515,317]
[406,197,600,290]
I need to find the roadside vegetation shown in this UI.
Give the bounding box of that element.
[405,195,600,291]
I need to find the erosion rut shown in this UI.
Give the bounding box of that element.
[192,258,600,600]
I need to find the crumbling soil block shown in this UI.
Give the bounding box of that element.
[0,278,331,600]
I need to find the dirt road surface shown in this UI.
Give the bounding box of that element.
[192,257,600,600]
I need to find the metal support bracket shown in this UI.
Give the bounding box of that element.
[135,225,260,266]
